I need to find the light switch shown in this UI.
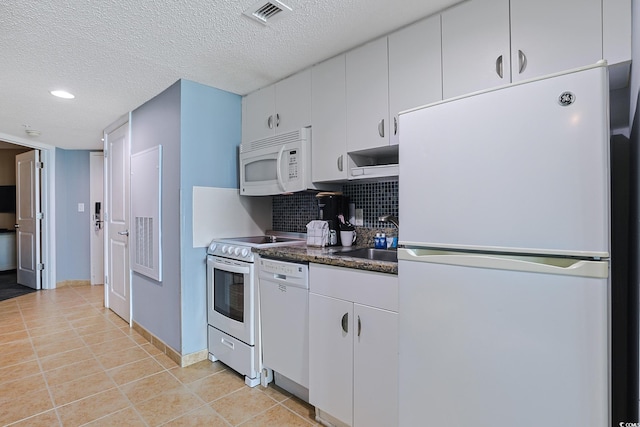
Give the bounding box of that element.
[78,203,85,212]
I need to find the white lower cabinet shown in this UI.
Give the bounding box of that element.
[309,293,354,424]
[309,264,398,427]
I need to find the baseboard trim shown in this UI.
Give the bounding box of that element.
[132,321,208,367]
[56,280,91,287]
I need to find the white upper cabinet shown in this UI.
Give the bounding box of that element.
[346,37,390,153]
[242,68,311,143]
[346,15,443,153]
[441,0,512,99]
[388,14,443,145]
[509,0,601,82]
[442,0,604,99]
[311,54,348,182]
[242,84,274,143]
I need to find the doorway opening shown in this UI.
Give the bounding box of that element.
[0,138,54,289]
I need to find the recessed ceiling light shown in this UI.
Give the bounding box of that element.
[50,90,75,99]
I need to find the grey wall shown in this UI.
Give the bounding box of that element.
[130,79,241,356]
[130,81,182,351]
[55,148,91,281]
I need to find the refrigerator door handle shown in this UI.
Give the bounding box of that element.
[398,248,608,279]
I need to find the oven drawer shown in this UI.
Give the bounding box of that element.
[208,326,259,380]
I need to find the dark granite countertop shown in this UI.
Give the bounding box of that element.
[0,229,16,234]
[254,244,398,275]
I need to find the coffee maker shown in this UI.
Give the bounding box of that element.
[316,192,349,246]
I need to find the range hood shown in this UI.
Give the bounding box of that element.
[348,145,399,180]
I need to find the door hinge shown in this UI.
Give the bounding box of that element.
[36,162,44,169]
[105,275,108,286]
[37,263,44,271]
[104,149,107,159]
[36,212,44,220]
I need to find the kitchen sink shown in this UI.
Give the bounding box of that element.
[341,247,397,262]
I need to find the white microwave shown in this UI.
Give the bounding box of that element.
[239,128,319,196]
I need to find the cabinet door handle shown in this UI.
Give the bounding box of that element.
[118,230,129,236]
[393,116,398,136]
[357,315,361,337]
[267,115,274,129]
[378,119,385,138]
[337,155,343,172]
[14,224,19,229]
[518,50,527,74]
[275,113,280,128]
[341,312,349,333]
[495,55,503,79]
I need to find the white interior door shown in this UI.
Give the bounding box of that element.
[15,150,40,289]
[105,121,131,322]
[90,152,104,285]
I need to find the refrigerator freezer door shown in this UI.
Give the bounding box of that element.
[398,254,609,427]
[399,64,609,258]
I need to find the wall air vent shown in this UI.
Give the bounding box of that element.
[131,145,162,282]
[243,0,292,25]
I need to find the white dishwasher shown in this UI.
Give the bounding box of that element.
[258,257,309,401]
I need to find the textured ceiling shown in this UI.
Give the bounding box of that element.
[0,0,461,150]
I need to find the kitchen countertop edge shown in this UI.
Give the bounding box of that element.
[253,245,398,275]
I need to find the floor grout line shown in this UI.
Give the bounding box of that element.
[1,285,320,426]
[18,288,64,427]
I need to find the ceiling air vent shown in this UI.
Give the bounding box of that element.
[243,0,292,25]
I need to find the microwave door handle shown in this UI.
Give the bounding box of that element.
[275,145,286,193]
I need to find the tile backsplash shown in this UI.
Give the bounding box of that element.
[272,179,399,233]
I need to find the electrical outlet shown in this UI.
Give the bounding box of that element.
[78,203,85,212]
[354,208,364,226]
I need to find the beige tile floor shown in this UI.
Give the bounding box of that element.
[0,283,320,426]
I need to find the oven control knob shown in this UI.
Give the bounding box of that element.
[234,247,241,256]
[208,243,217,252]
[241,248,249,258]
[221,245,228,254]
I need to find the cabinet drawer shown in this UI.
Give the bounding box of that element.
[208,326,258,380]
[309,263,398,312]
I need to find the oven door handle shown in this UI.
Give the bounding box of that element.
[210,259,252,275]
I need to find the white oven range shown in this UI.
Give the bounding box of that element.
[206,232,305,387]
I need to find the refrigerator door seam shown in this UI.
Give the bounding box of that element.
[398,248,609,279]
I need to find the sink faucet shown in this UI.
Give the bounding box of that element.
[378,214,399,228]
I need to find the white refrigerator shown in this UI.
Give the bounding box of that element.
[398,63,610,427]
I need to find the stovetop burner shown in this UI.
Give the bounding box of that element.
[227,235,305,245]
[207,231,306,261]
